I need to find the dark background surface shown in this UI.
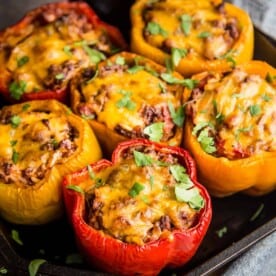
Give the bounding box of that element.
[0,1,275,275]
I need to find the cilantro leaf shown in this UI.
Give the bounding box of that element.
[63,45,72,56]
[55,73,64,80]
[249,104,261,116]
[10,115,21,128]
[146,22,168,37]
[160,73,198,89]
[261,94,271,102]
[10,140,17,146]
[265,73,276,83]
[197,128,216,154]
[180,14,192,36]
[9,80,27,100]
[171,48,187,68]
[87,164,95,180]
[143,122,164,142]
[17,55,29,67]
[250,203,264,222]
[0,266,7,274]
[128,182,145,197]
[81,41,106,64]
[168,102,185,127]
[22,103,30,111]
[11,229,23,245]
[115,56,125,65]
[66,185,84,194]
[169,165,193,187]
[197,31,211,38]
[133,150,154,166]
[175,186,204,210]
[127,65,145,74]
[192,122,211,135]
[12,150,19,164]
[28,259,46,276]
[216,226,227,238]
[159,82,167,93]
[116,90,136,110]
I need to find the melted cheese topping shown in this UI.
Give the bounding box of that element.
[85,148,200,245]
[143,0,239,60]
[1,12,115,93]
[191,69,276,159]
[0,101,79,186]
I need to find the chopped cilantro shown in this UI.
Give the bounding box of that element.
[168,102,185,127]
[128,182,145,197]
[63,45,72,56]
[216,226,227,238]
[17,55,29,67]
[146,22,167,37]
[171,48,187,68]
[0,267,7,274]
[159,82,167,93]
[22,103,30,111]
[65,253,84,264]
[192,122,211,136]
[250,203,264,222]
[149,175,154,190]
[28,259,46,276]
[141,195,149,204]
[169,165,193,187]
[261,94,271,102]
[10,115,21,128]
[197,128,216,154]
[160,73,198,89]
[66,185,84,194]
[249,104,261,116]
[180,14,192,36]
[115,56,125,65]
[12,150,19,164]
[133,150,154,166]
[265,73,276,83]
[87,164,95,180]
[234,126,252,140]
[10,140,17,147]
[55,73,64,80]
[81,114,95,120]
[116,90,136,110]
[127,65,144,74]
[81,41,106,63]
[175,185,204,210]
[86,69,99,84]
[219,50,237,67]
[11,229,23,245]
[213,100,224,124]
[197,31,211,38]
[9,80,27,100]
[144,65,158,76]
[143,122,164,142]
[165,57,173,73]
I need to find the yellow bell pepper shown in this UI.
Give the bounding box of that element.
[0,99,102,224]
[130,0,254,76]
[183,61,276,196]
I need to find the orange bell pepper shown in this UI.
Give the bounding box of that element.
[130,0,254,76]
[183,61,276,196]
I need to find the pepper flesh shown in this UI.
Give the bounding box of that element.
[130,0,253,76]
[183,61,276,196]
[62,139,212,275]
[0,99,102,224]
[0,2,127,103]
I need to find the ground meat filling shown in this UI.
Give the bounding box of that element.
[0,107,79,186]
[85,146,200,245]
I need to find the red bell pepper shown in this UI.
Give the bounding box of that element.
[62,139,212,275]
[0,1,127,103]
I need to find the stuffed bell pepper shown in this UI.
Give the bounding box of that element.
[0,99,102,224]
[63,139,212,275]
[70,51,194,156]
[131,0,253,76]
[0,1,127,103]
[183,61,276,196]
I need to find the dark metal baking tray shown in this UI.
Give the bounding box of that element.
[0,1,275,275]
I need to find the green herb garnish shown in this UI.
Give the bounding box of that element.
[10,140,17,147]
[250,203,264,222]
[65,253,84,264]
[9,80,27,100]
[168,102,185,127]
[170,165,193,187]
[149,175,154,190]
[87,164,95,180]
[160,73,198,89]
[115,56,125,65]
[10,115,21,128]
[143,122,164,142]
[22,103,30,111]
[213,100,225,124]
[133,150,154,166]
[197,31,211,38]
[0,267,7,274]
[80,41,106,63]
[63,45,72,56]
[216,226,227,238]
[197,128,216,154]
[12,150,19,164]
[171,48,187,68]
[261,94,271,102]
[17,55,29,67]
[146,22,167,37]
[159,82,167,93]
[180,14,192,36]
[192,122,212,135]
[55,73,65,80]
[265,73,276,83]
[127,65,144,74]
[81,114,95,120]
[66,185,84,194]
[234,126,252,141]
[129,182,145,197]
[116,90,136,110]
[28,259,46,276]
[249,104,261,116]
[11,229,23,245]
